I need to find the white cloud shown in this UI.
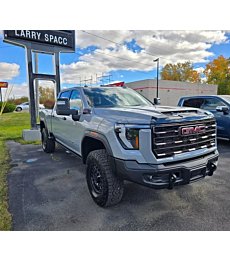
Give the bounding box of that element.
[194,67,205,74]
[134,30,227,64]
[38,80,55,89]
[61,30,228,84]
[61,46,155,84]
[0,62,20,81]
[76,30,133,49]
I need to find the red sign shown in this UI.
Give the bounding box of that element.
[0,82,8,88]
[107,81,125,87]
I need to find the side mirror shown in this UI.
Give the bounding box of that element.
[56,98,78,116]
[56,98,71,115]
[216,106,229,115]
[153,97,161,105]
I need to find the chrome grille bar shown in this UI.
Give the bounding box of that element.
[152,118,216,159]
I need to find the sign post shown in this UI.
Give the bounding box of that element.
[3,30,75,131]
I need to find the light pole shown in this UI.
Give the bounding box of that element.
[154,58,159,98]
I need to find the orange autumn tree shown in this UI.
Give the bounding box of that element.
[204,55,230,94]
[161,62,201,83]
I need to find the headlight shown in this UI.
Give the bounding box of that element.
[126,128,139,149]
[115,123,149,150]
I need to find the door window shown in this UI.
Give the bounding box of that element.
[183,98,204,108]
[201,98,225,110]
[69,90,83,110]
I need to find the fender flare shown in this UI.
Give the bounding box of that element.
[82,130,114,157]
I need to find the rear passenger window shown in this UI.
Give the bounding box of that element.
[183,98,204,108]
[201,98,225,110]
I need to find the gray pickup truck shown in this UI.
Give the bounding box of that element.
[39,86,219,207]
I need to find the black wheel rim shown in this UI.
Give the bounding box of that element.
[89,164,103,197]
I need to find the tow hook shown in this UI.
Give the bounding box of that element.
[168,173,177,189]
[208,162,217,176]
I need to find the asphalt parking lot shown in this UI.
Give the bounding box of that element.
[7,140,230,231]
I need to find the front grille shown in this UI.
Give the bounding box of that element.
[152,118,216,159]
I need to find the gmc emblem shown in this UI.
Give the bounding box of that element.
[181,125,205,135]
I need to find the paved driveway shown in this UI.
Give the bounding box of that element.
[7,140,230,230]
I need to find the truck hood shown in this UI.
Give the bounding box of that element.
[94,105,212,124]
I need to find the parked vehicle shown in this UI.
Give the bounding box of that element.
[15,102,45,112]
[39,86,218,207]
[178,95,230,140]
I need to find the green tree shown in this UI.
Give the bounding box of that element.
[39,86,55,108]
[161,62,201,83]
[204,55,230,94]
[39,86,55,103]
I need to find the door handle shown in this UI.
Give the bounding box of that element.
[63,117,67,120]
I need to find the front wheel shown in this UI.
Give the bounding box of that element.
[86,149,124,207]
[15,107,22,112]
[41,128,55,153]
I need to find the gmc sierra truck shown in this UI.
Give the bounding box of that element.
[39,86,219,207]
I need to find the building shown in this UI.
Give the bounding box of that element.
[126,79,218,106]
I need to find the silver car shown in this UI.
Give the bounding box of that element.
[15,102,45,112]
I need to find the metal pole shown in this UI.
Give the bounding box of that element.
[157,59,159,98]
[154,58,159,98]
[0,88,2,103]
[35,52,39,118]
[26,48,37,129]
[54,52,61,96]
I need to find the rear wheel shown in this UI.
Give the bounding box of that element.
[41,128,55,153]
[86,149,124,207]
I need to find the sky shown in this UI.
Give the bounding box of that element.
[1,30,230,99]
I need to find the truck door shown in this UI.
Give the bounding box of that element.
[200,97,230,138]
[51,90,72,143]
[63,89,85,154]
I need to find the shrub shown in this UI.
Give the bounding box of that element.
[8,96,29,106]
[43,99,55,109]
[218,81,230,95]
[0,102,16,113]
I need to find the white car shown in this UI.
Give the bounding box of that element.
[15,102,45,112]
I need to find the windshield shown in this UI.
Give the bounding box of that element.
[83,87,153,108]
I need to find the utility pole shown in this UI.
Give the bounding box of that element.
[154,58,159,98]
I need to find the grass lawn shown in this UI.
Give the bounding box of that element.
[0,112,39,230]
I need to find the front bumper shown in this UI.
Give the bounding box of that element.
[114,150,219,189]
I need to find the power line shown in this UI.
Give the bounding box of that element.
[93,49,153,67]
[82,30,121,47]
[72,47,153,78]
[81,30,171,62]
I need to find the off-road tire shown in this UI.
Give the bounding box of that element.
[41,128,55,153]
[86,149,124,207]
